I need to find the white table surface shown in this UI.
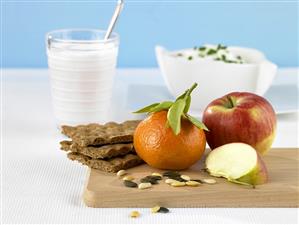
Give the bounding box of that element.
[2,68,299,224]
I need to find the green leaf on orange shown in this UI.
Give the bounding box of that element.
[149,101,174,113]
[186,114,209,131]
[133,103,160,113]
[184,95,191,113]
[167,99,186,135]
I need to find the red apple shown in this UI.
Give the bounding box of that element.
[202,92,276,155]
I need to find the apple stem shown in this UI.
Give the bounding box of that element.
[227,96,237,108]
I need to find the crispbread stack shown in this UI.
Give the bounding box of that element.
[60,120,144,173]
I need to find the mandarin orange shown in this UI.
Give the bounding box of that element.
[133,111,206,170]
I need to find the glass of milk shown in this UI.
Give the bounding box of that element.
[46,29,119,126]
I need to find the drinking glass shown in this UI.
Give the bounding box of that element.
[46,29,119,126]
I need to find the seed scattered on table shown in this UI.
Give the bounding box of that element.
[150,175,162,180]
[138,182,152,189]
[165,178,177,184]
[158,206,170,213]
[122,175,135,181]
[186,180,200,187]
[181,175,191,181]
[203,178,217,184]
[171,176,186,182]
[124,180,137,188]
[117,170,127,177]
[142,175,162,183]
[163,171,181,178]
[151,205,170,213]
[151,172,162,178]
[130,210,140,218]
[151,205,161,213]
[171,181,186,187]
[191,179,204,184]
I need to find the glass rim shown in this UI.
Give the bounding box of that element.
[46,28,119,44]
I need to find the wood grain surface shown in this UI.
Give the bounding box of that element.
[83,149,299,208]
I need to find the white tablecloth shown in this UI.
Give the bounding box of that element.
[2,68,299,224]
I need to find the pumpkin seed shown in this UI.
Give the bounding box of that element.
[163,171,181,178]
[158,207,170,213]
[151,176,162,181]
[124,180,137,188]
[147,175,162,181]
[171,176,186,182]
[123,175,135,181]
[138,182,152,189]
[151,172,162,178]
[151,205,161,213]
[165,178,177,184]
[130,211,140,218]
[186,180,200,187]
[191,179,204,184]
[171,181,186,187]
[180,175,191,181]
[140,176,159,184]
[116,169,126,177]
[203,178,217,184]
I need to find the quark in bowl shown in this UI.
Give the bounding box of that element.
[156,44,277,113]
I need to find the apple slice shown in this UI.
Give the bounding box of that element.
[205,143,268,187]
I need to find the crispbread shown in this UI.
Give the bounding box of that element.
[61,120,140,147]
[60,141,134,159]
[67,152,143,173]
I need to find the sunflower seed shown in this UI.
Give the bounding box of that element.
[122,175,135,181]
[165,178,177,184]
[138,182,152,189]
[186,180,200,187]
[116,169,126,177]
[151,172,162,178]
[181,175,191,181]
[151,205,161,213]
[124,180,137,188]
[171,181,186,187]
[203,178,217,184]
[130,210,140,218]
[158,207,170,213]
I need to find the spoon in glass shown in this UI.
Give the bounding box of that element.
[104,0,124,41]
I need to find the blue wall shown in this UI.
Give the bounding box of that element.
[2,1,298,68]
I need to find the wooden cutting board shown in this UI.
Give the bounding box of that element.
[83,148,299,208]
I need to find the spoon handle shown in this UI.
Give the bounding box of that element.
[104,0,124,41]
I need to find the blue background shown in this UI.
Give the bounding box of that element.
[2,1,298,68]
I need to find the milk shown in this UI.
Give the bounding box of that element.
[46,31,119,126]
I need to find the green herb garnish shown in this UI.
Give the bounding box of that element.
[188,56,193,60]
[207,49,217,55]
[199,46,206,51]
[133,83,209,135]
[217,44,227,50]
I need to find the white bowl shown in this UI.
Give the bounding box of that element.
[156,45,277,112]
